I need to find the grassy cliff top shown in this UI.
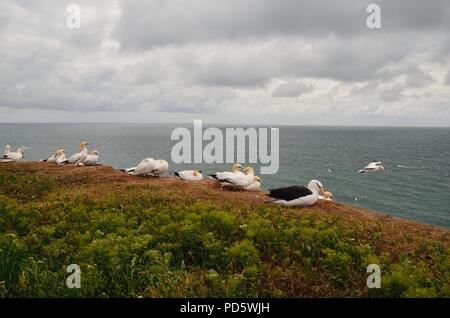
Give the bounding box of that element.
[0,162,449,297]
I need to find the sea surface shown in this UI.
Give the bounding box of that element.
[1,123,449,228]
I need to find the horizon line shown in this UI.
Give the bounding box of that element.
[0,122,449,128]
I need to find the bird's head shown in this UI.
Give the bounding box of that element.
[243,166,254,175]
[80,142,89,150]
[232,163,242,172]
[92,150,99,156]
[193,170,201,176]
[324,191,333,199]
[308,179,325,195]
[254,176,262,183]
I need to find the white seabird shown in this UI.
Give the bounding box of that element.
[2,147,25,162]
[208,163,243,181]
[55,150,67,165]
[356,161,385,173]
[41,149,65,163]
[318,191,333,201]
[121,158,156,176]
[173,170,203,181]
[222,175,261,191]
[65,142,89,164]
[149,159,169,177]
[218,170,261,191]
[4,145,11,156]
[267,180,326,207]
[78,150,99,166]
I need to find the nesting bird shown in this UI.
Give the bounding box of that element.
[78,150,99,166]
[173,170,203,181]
[122,158,156,176]
[208,163,243,181]
[41,149,65,164]
[267,180,326,207]
[2,147,25,161]
[66,142,89,164]
[150,159,169,177]
[4,145,11,156]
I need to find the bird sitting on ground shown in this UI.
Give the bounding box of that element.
[78,150,99,166]
[2,147,25,162]
[173,170,203,181]
[266,180,326,207]
[63,142,89,165]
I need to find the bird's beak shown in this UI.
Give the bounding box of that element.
[320,188,326,196]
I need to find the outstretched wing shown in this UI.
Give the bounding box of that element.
[268,186,312,201]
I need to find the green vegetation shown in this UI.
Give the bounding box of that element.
[0,165,449,298]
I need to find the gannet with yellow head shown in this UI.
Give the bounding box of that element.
[67,141,89,164]
[3,147,24,161]
[173,170,203,181]
[78,149,99,166]
[121,158,156,176]
[208,163,243,181]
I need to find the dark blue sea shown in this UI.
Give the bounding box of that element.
[1,123,449,228]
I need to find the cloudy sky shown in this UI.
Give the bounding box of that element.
[0,0,449,125]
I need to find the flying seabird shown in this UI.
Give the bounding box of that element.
[267,180,326,207]
[173,170,203,181]
[78,150,99,166]
[356,161,385,173]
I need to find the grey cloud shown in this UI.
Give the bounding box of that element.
[445,71,450,85]
[114,0,450,50]
[0,0,449,125]
[272,81,312,97]
[379,84,405,102]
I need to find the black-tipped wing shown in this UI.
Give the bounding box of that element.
[268,186,312,201]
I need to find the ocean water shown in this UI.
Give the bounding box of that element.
[1,123,449,228]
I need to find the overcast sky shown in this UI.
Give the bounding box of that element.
[0,0,449,125]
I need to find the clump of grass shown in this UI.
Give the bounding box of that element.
[0,170,55,200]
[0,168,449,298]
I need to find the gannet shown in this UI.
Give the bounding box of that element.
[220,175,262,191]
[319,191,333,201]
[173,170,203,181]
[4,145,11,156]
[41,149,65,163]
[208,163,243,181]
[150,159,169,177]
[121,158,156,176]
[218,167,258,189]
[66,142,89,164]
[356,161,385,173]
[2,147,25,161]
[55,150,67,165]
[267,180,326,207]
[78,150,99,166]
